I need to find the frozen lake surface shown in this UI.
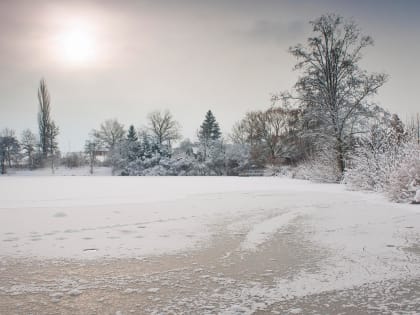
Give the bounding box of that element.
[0,176,419,314]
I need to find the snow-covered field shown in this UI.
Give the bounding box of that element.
[0,177,419,314]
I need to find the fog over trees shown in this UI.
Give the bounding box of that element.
[0,14,419,202]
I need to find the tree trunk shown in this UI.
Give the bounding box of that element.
[1,158,5,174]
[51,156,55,174]
[336,140,345,174]
[89,153,94,175]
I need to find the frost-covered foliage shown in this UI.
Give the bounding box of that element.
[282,14,387,174]
[344,114,420,202]
[344,113,401,191]
[112,138,250,176]
[291,146,342,183]
[385,140,420,202]
[122,154,202,176]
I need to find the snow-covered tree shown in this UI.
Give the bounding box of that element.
[47,121,60,173]
[138,129,154,159]
[85,138,102,174]
[37,78,59,170]
[281,14,387,176]
[147,110,181,148]
[175,138,195,157]
[198,110,222,161]
[344,111,420,202]
[125,125,141,162]
[0,129,20,174]
[93,119,126,151]
[21,129,37,169]
[199,110,221,141]
[127,125,138,142]
[386,139,420,202]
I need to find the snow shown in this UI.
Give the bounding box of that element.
[240,210,309,251]
[0,176,419,313]
[0,177,325,259]
[4,166,113,177]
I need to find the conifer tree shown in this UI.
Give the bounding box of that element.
[126,125,140,162]
[139,130,152,159]
[198,110,222,161]
[199,110,221,142]
[127,125,138,142]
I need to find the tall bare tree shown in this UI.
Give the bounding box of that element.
[38,79,51,159]
[280,14,387,174]
[85,138,101,174]
[147,110,181,147]
[93,119,126,150]
[37,78,59,171]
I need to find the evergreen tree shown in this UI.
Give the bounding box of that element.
[126,125,141,162]
[390,114,406,144]
[139,130,153,159]
[127,125,138,142]
[198,110,222,161]
[199,110,221,142]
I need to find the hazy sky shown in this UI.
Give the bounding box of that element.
[0,0,419,151]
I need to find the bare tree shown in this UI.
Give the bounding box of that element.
[93,119,126,150]
[406,113,420,144]
[147,110,181,147]
[38,78,51,159]
[85,138,101,174]
[48,121,60,173]
[231,106,303,165]
[37,78,59,171]
[231,112,263,146]
[21,129,37,169]
[0,129,20,174]
[279,14,387,174]
[0,138,6,174]
[258,107,301,164]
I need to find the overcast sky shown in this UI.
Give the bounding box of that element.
[0,0,419,151]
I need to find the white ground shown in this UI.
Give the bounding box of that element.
[0,176,419,314]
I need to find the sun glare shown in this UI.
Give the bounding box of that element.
[55,22,97,65]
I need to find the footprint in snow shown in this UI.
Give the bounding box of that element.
[83,248,98,252]
[2,237,19,242]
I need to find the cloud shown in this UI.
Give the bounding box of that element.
[241,19,305,43]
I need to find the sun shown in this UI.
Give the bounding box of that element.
[56,23,97,65]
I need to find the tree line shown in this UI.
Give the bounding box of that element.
[1,13,419,201]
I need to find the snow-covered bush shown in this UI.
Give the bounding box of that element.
[344,132,419,202]
[344,114,405,191]
[224,144,251,175]
[290,143,342,183]
[385,141,420,202]
[292,153,341,183]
